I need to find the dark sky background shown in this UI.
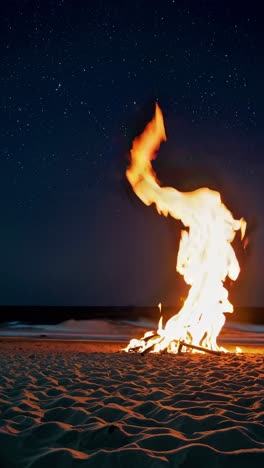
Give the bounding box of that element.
[1,0,263,307]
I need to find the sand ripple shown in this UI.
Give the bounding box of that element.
[0,349,263,467]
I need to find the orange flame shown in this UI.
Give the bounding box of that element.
[125,104,246,354]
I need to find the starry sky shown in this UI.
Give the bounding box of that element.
[1,0,263,307]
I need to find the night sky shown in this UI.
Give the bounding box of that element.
[1,0,263,307]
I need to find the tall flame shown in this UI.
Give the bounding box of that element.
[125,104,246,353]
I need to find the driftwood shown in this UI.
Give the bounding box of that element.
[129,334,222,356]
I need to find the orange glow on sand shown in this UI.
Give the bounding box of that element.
[124,104,246,354]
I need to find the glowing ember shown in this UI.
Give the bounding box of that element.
[124,104,246,354]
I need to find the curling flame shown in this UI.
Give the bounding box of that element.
[125,104,246,354]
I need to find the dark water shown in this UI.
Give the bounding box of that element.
[0,306,263,326]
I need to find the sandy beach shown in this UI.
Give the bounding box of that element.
[0,338,263,467]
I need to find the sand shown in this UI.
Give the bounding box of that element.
[0,339,263,467]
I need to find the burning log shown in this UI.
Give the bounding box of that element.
[140,339,222,356]
[126,333,161,354]
[178,341,222,356]
[144,333,160,343]
[140,336,163,356]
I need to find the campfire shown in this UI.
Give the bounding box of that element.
[124,104,246,355]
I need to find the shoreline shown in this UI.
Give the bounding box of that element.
[0,335,263,354]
